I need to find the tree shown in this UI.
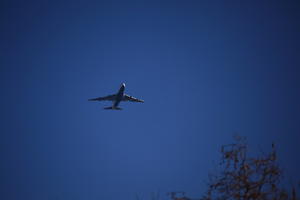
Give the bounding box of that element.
[201,136,297,200]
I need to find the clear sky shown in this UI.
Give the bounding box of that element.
[1,1,300,200]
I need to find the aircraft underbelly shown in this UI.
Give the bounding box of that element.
[113,93,123,107]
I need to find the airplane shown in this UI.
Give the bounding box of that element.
[88,83,144,110]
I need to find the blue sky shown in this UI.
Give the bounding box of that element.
[1,1,300,199]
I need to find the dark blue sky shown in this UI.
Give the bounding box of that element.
[1,1,300,199]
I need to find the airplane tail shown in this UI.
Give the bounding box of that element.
[104,106,122,110]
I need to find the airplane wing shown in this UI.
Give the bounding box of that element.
[122,94,144,103]
[88,94,116,101]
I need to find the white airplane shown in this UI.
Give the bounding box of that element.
[88,83,144,110]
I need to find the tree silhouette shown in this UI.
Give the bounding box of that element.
[201,136,297,200]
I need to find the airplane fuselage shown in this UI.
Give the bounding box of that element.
[113,83,125,108]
